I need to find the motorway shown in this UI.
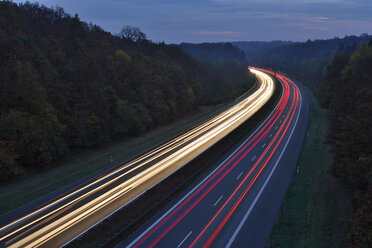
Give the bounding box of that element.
[120,68,309,248]
[0,68,275,247]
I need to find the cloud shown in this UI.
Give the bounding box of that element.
[11,0,372,43]
[318,17,331,20]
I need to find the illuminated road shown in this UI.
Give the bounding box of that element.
[0,68,274,247]
[121,68,308,248]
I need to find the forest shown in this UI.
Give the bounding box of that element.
[246,35,372,97]
[322,43,372,247]
[212,36,372,248]
[232,40,292,62]
[182,36,372,99]
[180,42,248,65]
[0,1,255,181]
[1,1,370,246]
[247,37,372,248]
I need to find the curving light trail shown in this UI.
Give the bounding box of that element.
[0,68,274,247]
[127,68,302,248]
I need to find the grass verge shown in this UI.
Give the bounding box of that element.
[67,76,282,248]
[0,103,233,216]
[67,76,282,247]
[266,90,353,248]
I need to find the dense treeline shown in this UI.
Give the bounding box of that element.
[0,1,254,180]
[179,42,252,103]
[248,35,372,97]
[180,42,248,65]
[232,40,292,62]
[184,36,372,99]
[233,36,372,247]
[322,43,372,247]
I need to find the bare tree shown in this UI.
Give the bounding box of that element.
[119,25,146,42]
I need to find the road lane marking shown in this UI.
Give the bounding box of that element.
[269,134,273,138]
[236,172,243,180]
[2,67,276,246]
[251,155,256,161]
[262,143,266,148]
[177,231,192,248]
[213,195,223,207]
[126,73,284,248]
[226,78,303,248]
[275,126,278,130]
[189,80,299,247]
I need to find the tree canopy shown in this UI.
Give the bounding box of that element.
[119,25,147,42]
[0,1,254,181]
[322,44,372,248]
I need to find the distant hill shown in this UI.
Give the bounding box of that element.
[232,41,292,62]
[180,42,248,65]
[246,35,372,96]
[180,35,372,98]
[253,35,372,61]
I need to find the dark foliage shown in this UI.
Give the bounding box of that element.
[179,42,255,105]
[247,35,372,97]
[180,42,248,65]
[232,40,292,62]
[322,44,372,247]
[0,1,254,181]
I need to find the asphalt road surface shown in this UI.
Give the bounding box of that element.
[121,68,309,248]
[0,68,275,248]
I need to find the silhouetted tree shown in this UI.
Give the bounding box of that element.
[119,25,146,42]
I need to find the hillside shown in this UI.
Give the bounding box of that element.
[247,35,372,96]
[322,44,372,247]
[267,42,372,248]
[0,2,254,181]
[180,42,248,65]
[181,36,372,99]
[232,40,292,62]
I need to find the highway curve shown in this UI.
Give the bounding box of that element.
[0,68,275,247]
[121,68,309,248]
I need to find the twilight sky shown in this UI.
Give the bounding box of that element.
[13,0,372,43]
